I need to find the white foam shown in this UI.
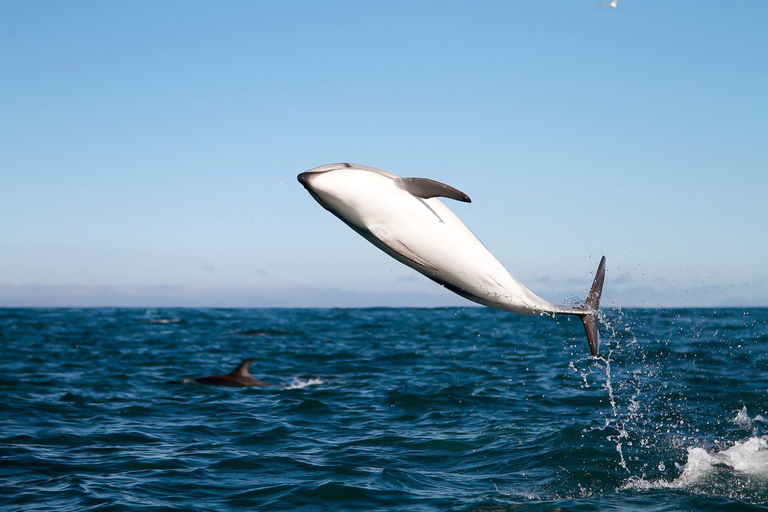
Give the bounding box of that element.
[675,436,768,486]
[285,377,325,390]
[711,437,768,474]
[622,435,768,492]
[494,484,540,500]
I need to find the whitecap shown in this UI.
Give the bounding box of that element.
[285,377,325,390]
[148,318,181,324]
[622,436,768,492]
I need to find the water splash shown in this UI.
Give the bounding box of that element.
[599,354,632,473]
[623,434,768,499]
[604,311,768,505]
[731,405,766,431]
[571,308,640,474]
[678,436,768,482]
[732,406,752,427]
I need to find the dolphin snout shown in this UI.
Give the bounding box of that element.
[298,164,350,189]
[297,171,312,188]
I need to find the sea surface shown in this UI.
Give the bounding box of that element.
[1,307,767,511]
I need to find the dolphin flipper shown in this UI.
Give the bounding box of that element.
[395,177,471,203]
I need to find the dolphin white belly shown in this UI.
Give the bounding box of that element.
[298,163,606,355]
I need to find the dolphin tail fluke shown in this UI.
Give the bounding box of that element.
[578,256,606,356]
[581,314,600,357]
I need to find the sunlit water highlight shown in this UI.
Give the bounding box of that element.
[1,307,766,510]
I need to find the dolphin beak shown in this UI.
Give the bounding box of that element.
[297,171,312,189]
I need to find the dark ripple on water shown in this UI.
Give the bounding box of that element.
[1,307,767,510]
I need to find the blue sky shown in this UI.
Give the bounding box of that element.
[1,1,766,308]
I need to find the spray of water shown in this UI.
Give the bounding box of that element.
[591,308,768,504]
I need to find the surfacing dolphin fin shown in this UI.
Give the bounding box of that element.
[194,358,268,387]
[230,359,254,378]
[577,256,606,357]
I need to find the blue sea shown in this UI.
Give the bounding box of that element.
[1,307,766,511]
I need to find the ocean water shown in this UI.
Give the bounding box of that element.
[1,307,766,511]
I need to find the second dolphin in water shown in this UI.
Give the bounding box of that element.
[298,163,606,355]
[194,359,268,387]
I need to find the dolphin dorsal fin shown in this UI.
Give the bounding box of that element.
[395,177,471,203]
[229,359,253,378]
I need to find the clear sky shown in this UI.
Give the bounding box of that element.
[1,1,766,308]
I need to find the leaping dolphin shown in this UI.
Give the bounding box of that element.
[298,163,606,355]
[194,359,268,387]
